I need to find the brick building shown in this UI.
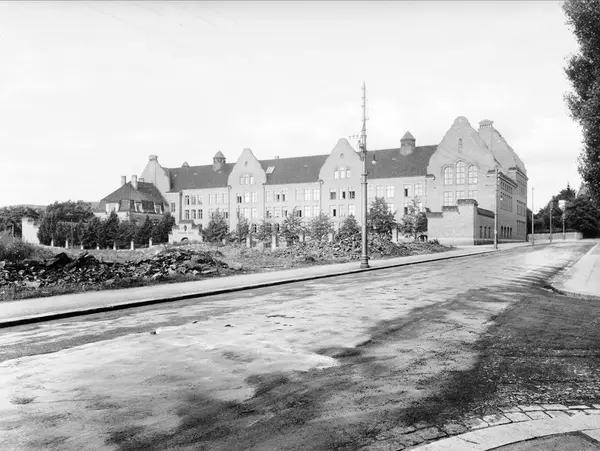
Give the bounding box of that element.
[128,116,527,245]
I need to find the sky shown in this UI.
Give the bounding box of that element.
[0,1,583,210]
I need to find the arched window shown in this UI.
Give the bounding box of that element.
[443,166,453,185]
[456,161,466,184]
[468,165,478,184]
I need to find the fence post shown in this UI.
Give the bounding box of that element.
[130,240,134,250]
[113,242,117,251]
[272,232,279,248]
[65,239,69,249]
[149,238,153,247]
[246,236,252,248]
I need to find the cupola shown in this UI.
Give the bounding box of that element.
[400,131,416,156]
[213,151,226,172]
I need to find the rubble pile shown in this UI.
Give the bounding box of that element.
[272,236,451,262]
[0,247,236,296]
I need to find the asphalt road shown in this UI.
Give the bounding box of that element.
[0,242,593,451]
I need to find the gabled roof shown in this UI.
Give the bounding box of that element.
[260,155,328,185]
[167,163,235,192]
[101,181,167,205]
[366,146,437,179]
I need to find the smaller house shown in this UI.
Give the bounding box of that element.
[97,175,168,223]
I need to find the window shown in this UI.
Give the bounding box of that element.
[199,209,203,219]
[468,190,477,201]
[208,194,212,205]
[330,205,337,217]
[251,208,257,219]
[346,169,352,178]
[456,161,466,184]
[295,208,302,218]
[274,207,280,218]
[404,202,409,215]
[296,189,302,202]
[348,205,356,216]
[304,206,311,218]
[251,192,258,203]
[443,167,453,185]
[275,193,281,202]
[443,191,453,206]
[239,176,245,185]
[222,193,227,204]
[244,192,250,204]
[456,191,465,200]
[376,185,384,197]
[387,185,395,198]
[334,170,339,179]
[236,194,242,204]
[313,189,320,201]
[266,207,272,218]
[304,188,311,201]
[184,209,190,219]
[340,187,346,200]
[468,165,478,184]
[282,190,287,202]
[480,226,483,238]
[184,195,190,205]
[339,205,346,217]
[244,175,250,185]
[191,195,197,205]
[404,184,412,197]
[243,207,250,219]
[198,196,203,205]
[191,209,197,220]
[349,187,356,199]
[340,168,346,179]
[266,191,273,203]
[330,188,337,200]
[414,183,423,197]
[387,203,394,214]
[418,202,424,212]
[250,175,255,185]
[313,205,319,217]
[170,202,176,212]
[282,207,288,217]
[266,166,275,174]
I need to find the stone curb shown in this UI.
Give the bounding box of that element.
[359,404,600,451]
[0,248,499,329]
[549,243,600,301]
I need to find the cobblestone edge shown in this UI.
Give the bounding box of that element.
[359,404,600,451]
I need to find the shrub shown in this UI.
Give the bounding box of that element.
[281,209,305,244]
[367,197,397,238]
[202,209,229,242]
[0,231,36,263]
[308,212,333,240]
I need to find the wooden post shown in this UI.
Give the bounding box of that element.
[272,232,278,248]
[65,239,69,249]
[246,236,252,248]
[50,239,54,247]
[149,238,153,247]
[113,241,117,251]
[392,227,398,243]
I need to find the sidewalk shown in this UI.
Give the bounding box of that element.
[0,243,529,328]
[551,242,600,300]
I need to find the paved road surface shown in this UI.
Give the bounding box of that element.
[0,242,593,451]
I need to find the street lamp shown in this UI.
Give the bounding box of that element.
[558,199,567,240]
[360,82,370,269]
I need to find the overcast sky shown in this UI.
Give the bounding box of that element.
[0,1,582,209]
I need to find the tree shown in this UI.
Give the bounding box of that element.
[565,195,600,237]
[202,209,229,242]
[367,197,397,238]
[37,212,58,245]
[0,206,42,238]
[151,213,175,244]
[307,212,333,240]
[235,216,250,242]
[45,200,95,223]
[103,210,120,247]
[399,199,427,239]
[135,215,153,246]
[82,217,102,249]
[336,215,361,241]
[255,219,273,242]
[563,0,600,207]
[281,209,305,244]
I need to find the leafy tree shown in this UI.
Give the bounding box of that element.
[254,219,273,242]
[367,197,397,238]
[235,216,251,242]
[45,200,95,223]
[563,0,600,207]
[37,212,58,245]
[135,215,154,246]
[202,209,229,242]
[0,206,43,238]
[336,215,361,241]
[399,198,427,239]
[307,212,333,240]
[565,195,600,237]
[82,217,102,249]
[103,210,120,247]
[281,209,305,244]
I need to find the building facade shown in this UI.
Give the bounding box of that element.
[130,116,527,245]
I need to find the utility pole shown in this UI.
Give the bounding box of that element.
[360,82,370,269]
[531,186,534,246]
[549,200,553,243]
[494,166,499,250]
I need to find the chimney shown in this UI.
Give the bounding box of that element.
[121,176,126,186]
[400,131,416,156]
[213,151,226,172]
[149,155,158,161]
[132,175,138,190]
[479,119,494,129]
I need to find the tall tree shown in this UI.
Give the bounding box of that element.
[399,198,428,239]
[563,0,600,206]
[367,197,397,238]
[281,209,305,244]
[45,200,95,223]
[202,209,229,243]
[308,212,333,241]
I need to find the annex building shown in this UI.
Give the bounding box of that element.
[100,116,528,245]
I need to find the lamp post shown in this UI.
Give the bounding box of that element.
[549,200,553,243]
[360,82,370,269]
[558,199,566,240]
[531,186,535,246]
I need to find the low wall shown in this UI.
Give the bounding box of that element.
[527,232,583,241]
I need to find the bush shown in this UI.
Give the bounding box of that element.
[308,212,333,240]
[202,209,229,243]
[0,231,36,263]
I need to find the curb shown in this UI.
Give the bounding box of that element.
[550,243,600,302]
[0,248,498,329]
[359,403,600,451]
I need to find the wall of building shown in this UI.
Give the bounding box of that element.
[228,148,267,231]
[141,155,171,199]
[264,182,321,226]
[21,218,40,245]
